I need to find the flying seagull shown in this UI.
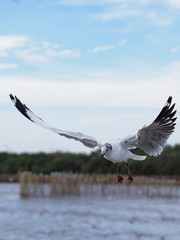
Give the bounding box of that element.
[9,94,177,183]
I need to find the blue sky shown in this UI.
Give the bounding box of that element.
[1,0,180,153]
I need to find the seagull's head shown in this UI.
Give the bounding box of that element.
[100,143,112,159]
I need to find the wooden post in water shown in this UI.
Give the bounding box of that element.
[19,172,32,197]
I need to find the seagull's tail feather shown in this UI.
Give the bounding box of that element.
[130,153,147,161]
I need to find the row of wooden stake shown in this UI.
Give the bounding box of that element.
[19,172,180,198]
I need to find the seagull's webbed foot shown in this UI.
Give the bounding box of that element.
[115,163,124,184]
[126,163,133,183]
[117,175,124,183]
[128,174,133,183]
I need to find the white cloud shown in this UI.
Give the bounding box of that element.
[0,35,81,64]
[55,0,123,6]
[146,11,172,27]
[0,35,29,56]
[56,0,176,28]
[47,49,81,58]
[93,44,114,53]
[166,0,180,8]
[2,60,180,108]
[92,39,126,53]
[93,4,173,27]
[61,0,144,21]
[16,47,81,63]
[93,6,140,21]
[16,48,47,63]
[56,0,149,7]
[0,63,17,69]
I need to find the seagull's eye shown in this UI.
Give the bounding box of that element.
[106,149,108,152]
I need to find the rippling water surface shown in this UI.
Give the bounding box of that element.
[0,183,180,240]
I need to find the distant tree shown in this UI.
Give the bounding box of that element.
[0,144,180,175]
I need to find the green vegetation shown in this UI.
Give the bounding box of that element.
[0,144,180,175]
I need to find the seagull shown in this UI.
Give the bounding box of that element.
[9,94,177,183]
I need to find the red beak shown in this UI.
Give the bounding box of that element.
[99,153,104,159]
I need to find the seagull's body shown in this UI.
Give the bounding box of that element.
[9,94,177,183]
[101,140,146,163]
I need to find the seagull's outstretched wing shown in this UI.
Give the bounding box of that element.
[121,96,177,156]
[9,94,102,149]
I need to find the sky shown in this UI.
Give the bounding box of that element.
[1,0,180,154]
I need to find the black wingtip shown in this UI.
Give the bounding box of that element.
[9,93,33,122]
[9,93,14,100]
[153,96,177,132]
[9,93,17,104]
[168,96,172,102]
[167,96,172,106]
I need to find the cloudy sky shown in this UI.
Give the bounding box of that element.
[1,0,180,153]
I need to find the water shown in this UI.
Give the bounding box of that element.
[0,183,180,240]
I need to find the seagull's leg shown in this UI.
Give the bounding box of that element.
[126,162,133,183]
[115,163,124,183]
